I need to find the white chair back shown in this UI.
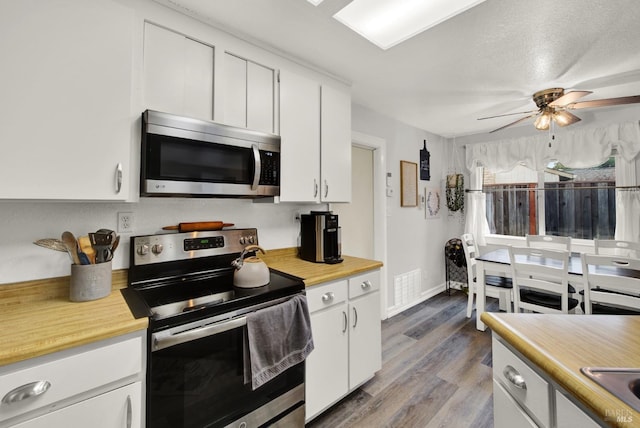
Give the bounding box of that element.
[526,234,571,252]
[509,246,571,314]
[461,233,477,286]
[581,253,640,314]
[594,239,640,259]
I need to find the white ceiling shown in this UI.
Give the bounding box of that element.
[158,0,640,137]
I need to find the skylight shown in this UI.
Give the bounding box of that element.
[333,0,488,50]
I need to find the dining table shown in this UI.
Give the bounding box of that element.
[475,248,585,331]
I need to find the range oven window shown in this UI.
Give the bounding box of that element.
[148,322,304,428]
[146,134,254,184]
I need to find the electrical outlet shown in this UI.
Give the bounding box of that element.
[117,212,134,233]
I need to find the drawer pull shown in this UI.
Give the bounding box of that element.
[321,292,335,304]
[503,365,527,390]
[2,380,51,405]
[361,280,372,290]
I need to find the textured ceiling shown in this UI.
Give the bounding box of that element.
[157,0,640,137]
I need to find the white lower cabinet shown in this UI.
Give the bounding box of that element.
[0,331,145,428]
[305,270,381,422]
[12,382,141,428]
[492,335,601,428]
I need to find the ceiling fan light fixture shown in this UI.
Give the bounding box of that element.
[333,0,488,50]
[553,111,571,127]
[534,112,551,130]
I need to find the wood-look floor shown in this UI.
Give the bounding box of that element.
[306,290,499,428]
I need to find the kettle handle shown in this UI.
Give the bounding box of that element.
[243,244,265,255]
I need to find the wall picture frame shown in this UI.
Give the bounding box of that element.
[400,160,418,207]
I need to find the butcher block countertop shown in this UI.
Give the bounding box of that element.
[482,312,640,427]
[0,270,147,367]
[260,247,383,286]
[0,249,380,367]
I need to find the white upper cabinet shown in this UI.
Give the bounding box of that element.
[143,23,214,121]
[279,69,321,202]
[279,69,352,203]
[222,53,275,134]
[321,84,352,202]
[0,0,134,200]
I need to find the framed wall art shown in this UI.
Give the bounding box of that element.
[400,160,418,207]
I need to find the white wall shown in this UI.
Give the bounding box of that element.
[352,104,464,313]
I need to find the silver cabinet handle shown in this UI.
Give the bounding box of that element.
[361,280,372,290]
[314,179,318,198]
[115,163,123,194]
[353,307,358,328]
[322,292,334,304]
[126,394,132,428]
[503,365,527,390]
[324,179,328,198]
[2,380,51,405]
[251,144,261,191]
[342,311,348,333]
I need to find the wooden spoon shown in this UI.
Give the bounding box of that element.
[61,231,81,265]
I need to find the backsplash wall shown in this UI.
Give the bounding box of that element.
[0,198,320,284]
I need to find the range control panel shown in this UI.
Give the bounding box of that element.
[131,228,258,266]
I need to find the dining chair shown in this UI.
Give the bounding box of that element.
[461,233,512,318]
[594,239,640,258]
[526,234,572,252]
[508,246,578,314]
[581,253,640,315]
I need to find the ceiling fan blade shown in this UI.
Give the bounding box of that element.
[489,113,539,133]
[567,95,640,110]
[478,109,539,120]
[553,110,581,127]
[548,90,592,107]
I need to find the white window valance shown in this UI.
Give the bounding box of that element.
[466,121,640,173]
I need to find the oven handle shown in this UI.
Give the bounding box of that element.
[152,294,300,351]
[154,316,247,351]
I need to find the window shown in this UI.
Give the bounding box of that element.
[484,157,616,240]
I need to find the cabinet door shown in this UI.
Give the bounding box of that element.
[223,54,274,133]
[143,23,213,121]
[13,382,142,428]
[320,84,352,202]
[349,291,381,388]
[555,390,600,428]
[279,69,320,202]
[305,303,349,421]
[493,379,537,428]
[0,0,133,200]
[247,61,275,134]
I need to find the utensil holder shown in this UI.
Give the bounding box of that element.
[69,261,112,302]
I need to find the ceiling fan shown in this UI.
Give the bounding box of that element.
[478,88,640,133]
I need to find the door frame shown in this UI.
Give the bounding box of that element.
[350,131,388,319]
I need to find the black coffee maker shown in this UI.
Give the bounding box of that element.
[300,211,343,264]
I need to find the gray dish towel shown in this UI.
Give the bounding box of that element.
[244,294,314,390]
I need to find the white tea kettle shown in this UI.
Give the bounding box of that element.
[231,245,270,288]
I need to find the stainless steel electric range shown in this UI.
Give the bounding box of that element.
[121,228,306,428]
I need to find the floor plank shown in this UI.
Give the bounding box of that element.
[306,290,498,428]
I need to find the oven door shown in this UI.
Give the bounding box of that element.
[148,314,304,428]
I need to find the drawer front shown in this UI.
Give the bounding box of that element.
[492,337,551,428]
[0,335,143,423]
[306,279,348,313]
[348,270,380,300]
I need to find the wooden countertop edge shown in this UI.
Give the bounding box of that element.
[481,312,637,427]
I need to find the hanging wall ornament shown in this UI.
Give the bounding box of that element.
[419,140,430,181]
[446,173,464,212]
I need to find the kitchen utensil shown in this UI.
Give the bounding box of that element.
[78,236,96,264]
[61,231,81,265]
[162,221,234,232]
[33,238,68,252]
[89,231,114,263]
[109,235,120,261]
[231,245,270,288]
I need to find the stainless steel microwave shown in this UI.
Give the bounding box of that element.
[140,110,280,198]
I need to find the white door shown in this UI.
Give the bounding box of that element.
[333,146,374,259]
